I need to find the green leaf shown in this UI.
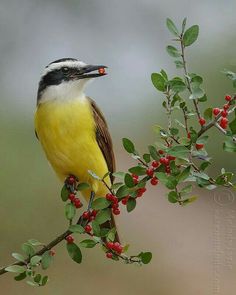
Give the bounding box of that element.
[167,145,189,160]
[203,108,213,121]
[124,173,135,188]
[183,25,199,47]
[21,243,35,257]
[34,274,41,283]
[223,138,236,152]
[155,172,168,185]
[166,176,178,189]
[28,239,43,246]
[168,191,178,203]
[200,161,210,171]
[41,276,49,286]
[26,281,39,287]
[107,227,117,242]
[166,45,181,57]
[68,224,85,234]
[160,69,168,81]
[92,197,111,210]
[170,127,179,136]
[12,253,25,263]
[30,255,41,266]
[127,198,136,212]
[196,135,209,144]
[143,153,151,163]
[139,252,152,264]
[66,243,82,264]
[77,182,90,191]
[169,79,186,93]
[95,208,111,224]
[166,18,179,36]
[116,185,130,198]
[122,138,135,153]
[61,184,69,202]
[80,239,97,248]
[182,17,187,33]
[112,171,126,180]
[41,251,53,270]
[14,271,27,281]
[177,166,191,182]
[229,116,236,134]
[5,265,26,273]
[189,86,205,100]
[148,145,159,160]
[151,73,166,92]
[182,196,197,205]
[65,203,76,220]
[129,166,146,176]
[180,184,192,194]
[92,220,101,236]
[174,60,184,68]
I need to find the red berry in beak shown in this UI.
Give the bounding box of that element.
[98,68,105,75]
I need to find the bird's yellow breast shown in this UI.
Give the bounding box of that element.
[34,97,110,199]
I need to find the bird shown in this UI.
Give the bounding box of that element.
[34,58,119,241]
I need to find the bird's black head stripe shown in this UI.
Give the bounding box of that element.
[46,58,78,68]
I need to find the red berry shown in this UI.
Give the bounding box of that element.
[223,104,230,110]
[187,132,191,139]
[116,245,123,254]
[158,149,164,154]
[85,224,92,233]
[199,117,206,126]
[111,195,118,204]
[146,167,154,177]
[106,242,114,249]
[151,160,159,168]
[106,252,113,259]
[160,157,169,165]
[69,193,76,202]
[225,95,231,101]
[213,108,221,116]
[82,211,90,220]
[195,143,204,150]
[66,235,74,244]
[74,198,82,208]
[132,174,139,180]
[150,177,158,185]
[113,242,121,251]
[122,197,129,205]
[49,249,56,256]
[112,203,119,210]
[165,166,171,174]
[133,178,139,185]
[91,209,97,217]
[98,68,106,75]
[221,110,228,117]
[67,176,75,184]
[220,117,228,124]
[137,187,146,197]
[106,193,114,201]
[167,155,176,161]
[113,208,120,215]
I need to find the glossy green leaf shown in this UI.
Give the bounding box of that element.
[127,198,136,212]
[166,45,181,57]
[12,253,25,263]
[77,182,90,191]
[65,203,76,220]
[92,198,111,210]
[61,185,69,202]
[129,166,146,176]
[151,73,166,92]
[30,255,41,266]
[80,239,97,248]
[168,191,178,203]
[124,173,135,188]
[14,271,27,281]
[139,252,152,264]
[167,145,189,160]
[223,138,236,152]
[41,251,53,270]
[5,265,26,273]
[166,18,179,36]
[66,243,82,264]
[95,208,111,224]
[21,243,35,257]
[183,25,199,46]
[122,138,135,153]
[69,224,85,234]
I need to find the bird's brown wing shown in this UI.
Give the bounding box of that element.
[87,97,115,182]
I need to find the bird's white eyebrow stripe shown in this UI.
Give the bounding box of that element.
[42,60,87,77]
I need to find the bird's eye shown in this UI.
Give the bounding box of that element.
[62,67,69,73]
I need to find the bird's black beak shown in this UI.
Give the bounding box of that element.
[76,65,108,79]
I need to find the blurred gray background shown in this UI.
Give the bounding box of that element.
[0,0,236,294]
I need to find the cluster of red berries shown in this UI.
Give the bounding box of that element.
[106,193,120,215]
[68,193,83,208]
[212,95,233,129]
[65,176,83,209]
[106,241,123,258]
[131,174,147,195]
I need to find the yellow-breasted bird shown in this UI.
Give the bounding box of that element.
[35,58,119,241]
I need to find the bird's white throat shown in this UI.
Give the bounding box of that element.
[38,79,91,104]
